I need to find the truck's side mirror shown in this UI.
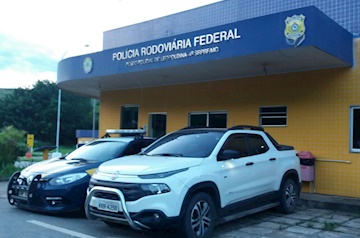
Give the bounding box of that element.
[217,149,241,161]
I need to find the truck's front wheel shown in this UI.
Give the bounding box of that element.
[180,192,216,238]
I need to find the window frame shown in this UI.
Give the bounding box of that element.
[120,105,139,129]
[188,111,227,128]
[350,106,360,153]
[148,112,167,138]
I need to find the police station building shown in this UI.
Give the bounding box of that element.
[57,1,360,198]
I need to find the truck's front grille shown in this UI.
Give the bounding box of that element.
[89,179,146,201]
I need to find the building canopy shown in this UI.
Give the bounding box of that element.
[57,6,353,98]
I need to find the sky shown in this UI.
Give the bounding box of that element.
[0,0,221,89]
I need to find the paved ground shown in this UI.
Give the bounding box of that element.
[1,181,359,237]
[212,206,360,237]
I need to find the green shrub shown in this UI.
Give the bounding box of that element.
[0,163,20,181]
[0,126,28,169]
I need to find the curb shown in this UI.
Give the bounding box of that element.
[299,192,360,214]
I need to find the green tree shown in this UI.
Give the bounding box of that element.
[0,80,97,146]
[0,126,28,169]
[60,90,95,144]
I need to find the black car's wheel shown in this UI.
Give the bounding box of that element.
[180,192,216,238]
[278,178,298,214]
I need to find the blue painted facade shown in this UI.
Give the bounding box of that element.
[58,6,352,88]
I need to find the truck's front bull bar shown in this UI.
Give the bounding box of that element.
[85,186,150,230]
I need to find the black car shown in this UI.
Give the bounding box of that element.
[7,130,155,213]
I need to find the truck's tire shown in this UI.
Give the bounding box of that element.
[278,178,298,214]
[179,192,217,238]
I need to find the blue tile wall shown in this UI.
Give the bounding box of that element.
[104,0,360,49]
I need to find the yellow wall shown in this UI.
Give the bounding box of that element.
[99,39,360,198]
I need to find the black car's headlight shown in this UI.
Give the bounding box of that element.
[26,175,35,184]
[49,173,87,185]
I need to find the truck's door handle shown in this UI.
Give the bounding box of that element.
[269,158,276,161]
[246,162,254,166]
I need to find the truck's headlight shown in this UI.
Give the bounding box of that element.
[140,183,171,195]
[49,173,87,185]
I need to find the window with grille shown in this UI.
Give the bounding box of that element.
[259,106,287,126]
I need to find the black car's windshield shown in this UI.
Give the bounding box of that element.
[66,141,128,162]
[144,131,224,158]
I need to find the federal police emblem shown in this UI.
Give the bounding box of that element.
[284,14,306,47]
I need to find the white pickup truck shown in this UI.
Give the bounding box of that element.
[85,125,301,238]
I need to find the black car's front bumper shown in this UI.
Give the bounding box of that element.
[7,171,88,213]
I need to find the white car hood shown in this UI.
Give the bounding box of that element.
[97,155,203,175]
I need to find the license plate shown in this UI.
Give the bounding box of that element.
[18,190,28,197]
[90,197,121,213]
